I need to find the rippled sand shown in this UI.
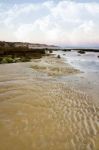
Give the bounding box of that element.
[31,56,79,76]
[0,56,99,150]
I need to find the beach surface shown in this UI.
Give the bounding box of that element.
[0,54,99,150]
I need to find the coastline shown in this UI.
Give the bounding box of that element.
[31,55,80,76]
[0,54,99,150]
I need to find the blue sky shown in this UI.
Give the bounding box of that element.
[0,0,99,47]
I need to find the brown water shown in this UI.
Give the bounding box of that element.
[0,59,99,150]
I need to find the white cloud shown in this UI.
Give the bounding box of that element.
[0,1,99,47]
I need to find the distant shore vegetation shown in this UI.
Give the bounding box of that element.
[0,55,32,64]
[0,41,54,64]
[0,46,46,64]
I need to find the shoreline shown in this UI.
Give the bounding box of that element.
[0,54,99,150]
[31,55,80,76]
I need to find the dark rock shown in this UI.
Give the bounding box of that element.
[57,55,61,58]
[78,50,85,54]
[62,49,71,52]
[49,49,53,53]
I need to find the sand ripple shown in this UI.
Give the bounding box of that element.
[0,58,99,150]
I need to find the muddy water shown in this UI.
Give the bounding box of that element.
[0,61,99,150]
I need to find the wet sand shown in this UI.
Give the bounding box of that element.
[0,56,99,150]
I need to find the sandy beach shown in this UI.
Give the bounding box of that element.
[0,55,99,150]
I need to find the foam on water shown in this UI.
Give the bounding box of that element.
[53,50,99,72]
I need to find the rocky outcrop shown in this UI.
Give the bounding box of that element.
[78,50,85,54]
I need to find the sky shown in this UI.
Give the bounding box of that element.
[0,0,99,47]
